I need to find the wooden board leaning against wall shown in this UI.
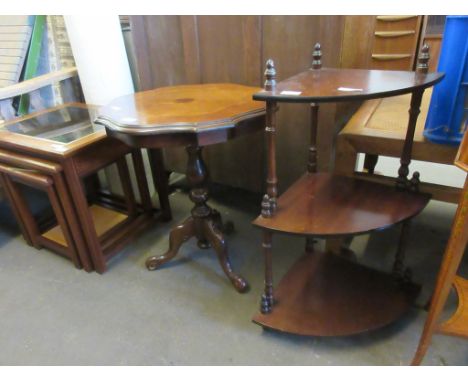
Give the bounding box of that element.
[127,15,436,194]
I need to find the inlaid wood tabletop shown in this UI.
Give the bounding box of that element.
[96,83,267,292]
[96,83,265,135]
[253,68,444,103]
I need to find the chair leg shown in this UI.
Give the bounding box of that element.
[364,154,379,174]
[412,177,468,365]
[63,160,106,273]
[148,148,172,221]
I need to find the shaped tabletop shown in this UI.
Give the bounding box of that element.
[253,68,444,103]
[96,83,265,135]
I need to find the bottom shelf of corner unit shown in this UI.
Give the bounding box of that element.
[252,250,420,336]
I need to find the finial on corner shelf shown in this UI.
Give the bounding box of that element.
[264,59,277,91]
[417,44,430,74]
[312,42,322,69]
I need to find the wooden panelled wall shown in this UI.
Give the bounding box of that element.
[129,16,351,193]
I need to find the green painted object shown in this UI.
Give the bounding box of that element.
[18,15,46,116]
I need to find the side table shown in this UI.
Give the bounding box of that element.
[252,44,444,336]
[96,83,265,292]
[0,103,171,272]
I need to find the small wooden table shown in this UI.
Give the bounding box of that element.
[96,84,265,292]
[0,103,170,273]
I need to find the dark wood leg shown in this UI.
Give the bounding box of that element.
[63,159,107,273]
[397,89,423,190]
[116,156,137,217]
[0,173,34,246]
[148,148,172,221]
[146,216,195,270]
[393,220,412,282]
[305,236,315,253]
[131,150,153,213]
[53,173,94,272]
[46,185,82,269]
[260,230,274,313]
[364,154,378,174]
[209,208,234,235]
[203,218,248,292]
[2,175,42,249]
[146,145,248,293]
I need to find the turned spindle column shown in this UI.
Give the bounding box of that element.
[307,43,322,174]
[393,45,431,281]
[305,43,322,254]
[261,59,278,218]
[260,59,278,313]
[396,44,430,190]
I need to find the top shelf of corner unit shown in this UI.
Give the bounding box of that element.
[252,68,444,103]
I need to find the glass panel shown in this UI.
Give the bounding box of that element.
[0,106,104,143]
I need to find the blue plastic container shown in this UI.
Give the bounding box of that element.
[424,16,468,146]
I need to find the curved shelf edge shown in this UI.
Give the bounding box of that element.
[252,251,420,336]
[253,173,430,237]
[94,108,266,136]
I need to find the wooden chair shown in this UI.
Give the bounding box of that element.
[411,130,468,365]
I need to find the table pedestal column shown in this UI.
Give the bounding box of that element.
[145,145,249,293]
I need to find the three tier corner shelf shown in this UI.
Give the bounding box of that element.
[251,44,445,336]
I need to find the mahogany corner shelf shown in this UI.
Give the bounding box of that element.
[253,172,430,237]
[252,44,444,337]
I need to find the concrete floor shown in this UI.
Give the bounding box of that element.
[0,183,467,365]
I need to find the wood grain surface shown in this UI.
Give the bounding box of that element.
[253,172,430,236]
[253,68,443,103]
[253,250,420,336]
[96,83,264,134]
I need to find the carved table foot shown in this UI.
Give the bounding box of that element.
[203,218,249,293]
[146,145,248,293]
[146,216,195,270]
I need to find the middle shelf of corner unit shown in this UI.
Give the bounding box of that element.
[253,172,430,237]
